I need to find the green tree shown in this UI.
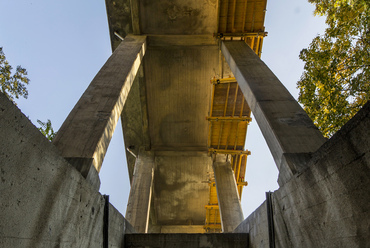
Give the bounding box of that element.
[0,47,57,141]
[298,0,370,137]
[0,47,30,103]
[37,119,57,141]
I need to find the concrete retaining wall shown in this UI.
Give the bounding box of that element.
[1,92,369,247]
[233,202,268,247]
[235,101,370,248]
[0,93,134,247]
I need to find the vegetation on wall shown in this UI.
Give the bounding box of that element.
[37,119,57,141]
[298,0,370,137]
[0,47,57,141]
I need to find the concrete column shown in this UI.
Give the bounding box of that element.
[221,41,326,185]
[213,155,244,233]
[53,35,147,188]
[126,150,154,233]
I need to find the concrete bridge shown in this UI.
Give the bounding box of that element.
[1,0,369,247]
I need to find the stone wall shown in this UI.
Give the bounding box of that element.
[235,101,370,247]
[0,93,134,248]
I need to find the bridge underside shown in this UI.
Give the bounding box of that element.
[51,0,326,234]
[106,0,268,232]
[2,0,369,247]
[121,35,240,232]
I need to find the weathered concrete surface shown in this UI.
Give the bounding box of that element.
[145,44,218,151]
[105,0,133,51]
[0,93,135,247]
[233,102,370,248]
[109,204,136,247]
[126,150,154,233]
[152,152,212,227]
[138,0,218,35]
[125,233,249,248]
[221,41,326,185]
[213,156,244,233]
[53,35,147,180]
[120,64,150,183]
[233,202,269,247]
[105,0,219,50]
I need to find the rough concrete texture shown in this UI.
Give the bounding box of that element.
[0,93,135,247]
[152,152,212,227]
[53,35,147,174]
[121,64,149,183]
[233,202,269,247]
[138,0,218,35]
[233,101,370,248]
[126,150,154,233]
[125,233,249,248]
[145,44,218,151]
[105,0,133,50]
[213,161,244,232]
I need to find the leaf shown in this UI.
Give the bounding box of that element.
[37,119,57,141]
[0,47,30,104]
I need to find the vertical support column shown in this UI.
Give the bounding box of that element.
[53,35,147,189]
[221,41,326,185]
[125,150,154,233]
[213,155,244,233]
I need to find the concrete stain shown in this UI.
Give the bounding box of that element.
[278,112,315,127]
[165,4,201,22]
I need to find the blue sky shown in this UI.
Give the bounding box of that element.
[0,0,326,217]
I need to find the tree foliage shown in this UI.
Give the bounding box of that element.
[298,0,370,137]
[37,119,57,141]
[0,47,30,103]
[0,47,57,141]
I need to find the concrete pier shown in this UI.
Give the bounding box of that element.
[213,156,244,232]
[221,41,326,184]
[53,35,147,186]
[125,150,154,233]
